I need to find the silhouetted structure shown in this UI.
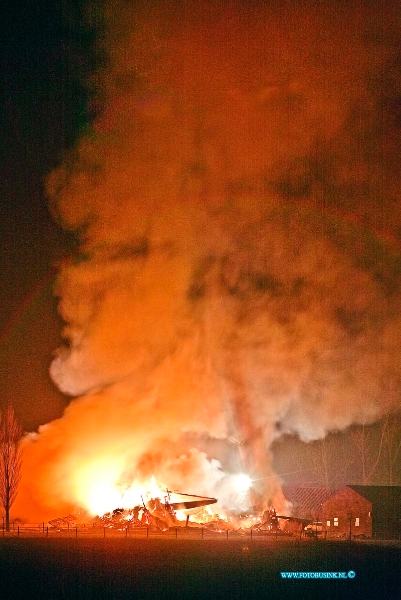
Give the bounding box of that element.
[323,485,401,539]
[278,484,401,539]
[0,405,23,531]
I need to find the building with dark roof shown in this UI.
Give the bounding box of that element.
[276,484,401,539]
[325,485,401,539]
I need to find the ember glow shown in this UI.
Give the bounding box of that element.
[78,473,162,517]
[13,0,401,521]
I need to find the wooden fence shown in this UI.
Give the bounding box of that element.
[0,522,296,540]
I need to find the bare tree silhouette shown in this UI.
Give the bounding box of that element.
[381,412,401,485]
[0,406,23,531]
[350,411,401,486]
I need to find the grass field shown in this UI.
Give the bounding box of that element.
[0,537,399,599]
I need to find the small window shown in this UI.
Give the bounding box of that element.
[355,518,359,526]
[326,520,330,527]
[334,517,338,527]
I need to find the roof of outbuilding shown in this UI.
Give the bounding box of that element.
[281,485,334,517]
[347,485,401,510]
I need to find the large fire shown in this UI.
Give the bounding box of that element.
[50,470,268,532]
[51,472,285,535]
[11,0,401,522]
[76,473,172,518]
[74,466,253,520]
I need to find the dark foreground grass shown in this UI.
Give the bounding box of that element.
[0,537,399,600]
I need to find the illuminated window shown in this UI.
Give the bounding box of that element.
[355,518,359,526]
[326,520,330,527]
[334,518,338,526]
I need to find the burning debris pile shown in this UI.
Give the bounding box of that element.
[48,515,78,530]
[49,488,220,532]
[48,501,290,535]
[93,490,218,531]
[47,483,290,535]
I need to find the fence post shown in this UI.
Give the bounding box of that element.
[42,522,45,533]
[103,527,106,538]
[175,527,178,539]
[18,526,20,537]
[201,528,204,540]
[76,527,78,538]
[46,526,48,537]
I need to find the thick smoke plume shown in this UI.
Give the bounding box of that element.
[15,0,401,519]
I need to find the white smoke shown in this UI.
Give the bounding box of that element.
[13,0,401,519]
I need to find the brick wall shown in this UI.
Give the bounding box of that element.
[322,487,372,538]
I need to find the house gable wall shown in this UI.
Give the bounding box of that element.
[322,486,372,538]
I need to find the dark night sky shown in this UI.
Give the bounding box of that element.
[0,0,88,430]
